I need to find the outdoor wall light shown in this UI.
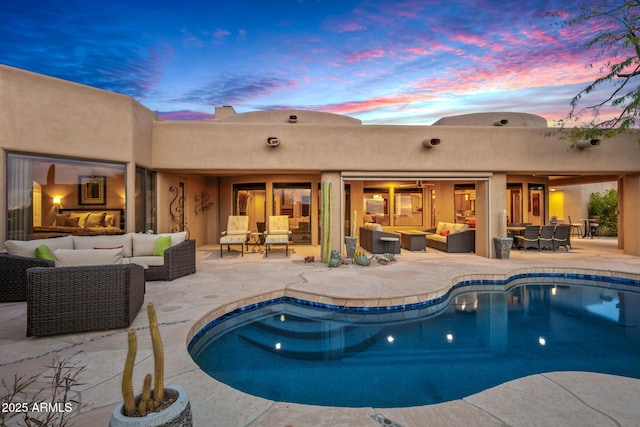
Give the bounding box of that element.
[494,119,509,126]
[52,196,61,205]
[288,115,297,123]
[266,137,280,147]
[422,138,441,149]
[576,139,601,149]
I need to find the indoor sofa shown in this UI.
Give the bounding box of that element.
[1,232,196,302]
[359,223,401,254]
[425,222,475,253]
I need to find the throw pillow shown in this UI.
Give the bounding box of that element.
[69,212,90,227]
[85,212,107,228]
[105,214,116,227]
[55,212,70,226]
[153,235,171,256]
[439,230,451,236]
[35,244,55,260]
[64,217,80,227]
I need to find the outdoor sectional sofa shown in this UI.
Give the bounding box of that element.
[425,222,476,253]
[359,223,401,254]
[0,231,196,302]
[26,263,145,336]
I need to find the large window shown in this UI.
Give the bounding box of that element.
[394,188,423,227]
[363,187,423,227]
[233,183,266,233]
[363,188,389,225]
[135,167,156,233]
[6,153,126,240]
[273,183,311,244]
[454,185,476,225]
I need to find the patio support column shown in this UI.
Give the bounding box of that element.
[320,172,342,260]
[477,173,508,258]
[0,149,5,243]
[125,162,136,232]
[621,174,640,256]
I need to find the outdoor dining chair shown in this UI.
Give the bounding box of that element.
[552,224,572,251]
[514,225,540,251]
[538,225,555,251]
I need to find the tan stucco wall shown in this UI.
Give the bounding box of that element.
[0,65,150,164]
[2,65,640,257]
[151,121,640,175]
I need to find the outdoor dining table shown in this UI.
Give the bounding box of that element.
[506,226,526,235]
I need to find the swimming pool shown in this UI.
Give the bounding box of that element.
[188,276,640,408]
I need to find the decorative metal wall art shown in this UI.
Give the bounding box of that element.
[195,192,213,215]
[169,184,190,238]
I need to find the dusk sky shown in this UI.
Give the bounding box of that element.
[1,0,613,125]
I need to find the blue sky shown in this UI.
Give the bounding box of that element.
[0,0,609,124]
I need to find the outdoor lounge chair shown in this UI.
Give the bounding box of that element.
[220,215,250,256]
[514,225,540,251]
[538,225,555,251]
[264,215,291,257]
[552,224,571,252]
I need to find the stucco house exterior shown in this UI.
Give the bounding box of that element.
[2,64,639,258]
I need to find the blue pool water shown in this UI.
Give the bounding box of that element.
[188,278,640,407]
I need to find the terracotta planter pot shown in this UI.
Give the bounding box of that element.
[109,386,192,427]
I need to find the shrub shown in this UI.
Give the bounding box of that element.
[588,189,618,236]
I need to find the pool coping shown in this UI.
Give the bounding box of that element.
[186,266,640,347]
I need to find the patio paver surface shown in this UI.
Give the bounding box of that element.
[1,237,639,426]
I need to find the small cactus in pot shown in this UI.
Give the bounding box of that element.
[110,302,192,427]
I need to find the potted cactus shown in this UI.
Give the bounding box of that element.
[109,302,192,427]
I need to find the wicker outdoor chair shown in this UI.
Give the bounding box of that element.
[552,224,572,252]
[0,253,54,302]
[514,225,540,251]
[27,263,145,337]
[144,239,196,281]
[538,225,555,251]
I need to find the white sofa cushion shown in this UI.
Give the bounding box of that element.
[453,223,469,233]
[73,234,133,257]
[54,248,123,267]
[132,233,159,256]
[127,256,165,267]
[132,232,188,256]
[5,235,74,258]
[426,234,447,243]
[168,231,187,246]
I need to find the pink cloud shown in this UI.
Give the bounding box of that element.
[336,22,366,32]
[158,110,214,120]
[346,48,388,63]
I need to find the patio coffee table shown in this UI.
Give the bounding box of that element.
[399,230,428,251]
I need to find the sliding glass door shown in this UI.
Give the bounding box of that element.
[273,183,311,244]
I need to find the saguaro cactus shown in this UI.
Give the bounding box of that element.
[147,301,164,404]
[122,329,137,416]
[120,302,166,417]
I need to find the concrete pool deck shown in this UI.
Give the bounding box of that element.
[1,237,639,426]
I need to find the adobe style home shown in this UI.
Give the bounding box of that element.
[1,64,640,258]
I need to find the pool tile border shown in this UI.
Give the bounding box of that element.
[187,267,640,348]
